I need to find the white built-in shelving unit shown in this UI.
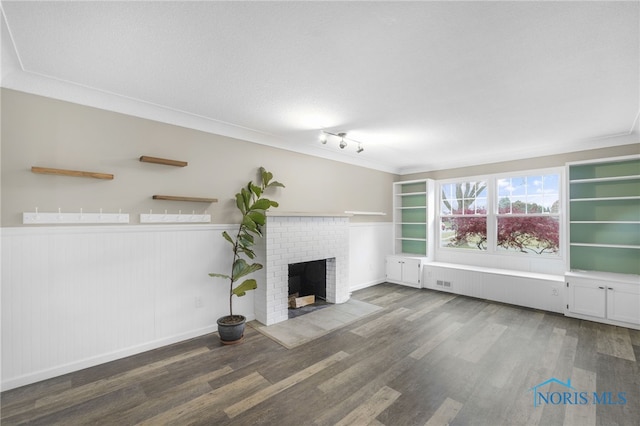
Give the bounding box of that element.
[392,179,435,257]
[386,179,434,287]
[565,155,640,329]
[567,155,640,275]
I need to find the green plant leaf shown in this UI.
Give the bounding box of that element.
[239,232,254,244]
[241,187,251,210]
[251,198,272,211]
[222,231,234,246]
[270,200,279,208]
[209,272,231,280]
[239,247,256,259]
[242,215,257,232]
[250,183,262,198]
[235,193,246,214]
[232,258,263,281]
[233,279,258,297]
[237,232,251,244]
[238,236,255,253]
[262,169,274,187]
[248,211,266,226]
[238,237,252,249]
[267,180,285,188]
[247,227,263,237]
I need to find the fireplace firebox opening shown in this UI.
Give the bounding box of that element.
[288,259,327,301]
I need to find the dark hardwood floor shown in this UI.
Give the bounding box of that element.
[2,283,639,425]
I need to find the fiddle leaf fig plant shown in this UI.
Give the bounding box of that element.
[209,167,284,319]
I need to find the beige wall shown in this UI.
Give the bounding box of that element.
[3,88,637,228]
[401,143,639,181]
[1,89,395,227]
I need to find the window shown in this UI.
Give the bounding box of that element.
[496,174,560,254]
[438,170,562,256]
[440,181,488,250]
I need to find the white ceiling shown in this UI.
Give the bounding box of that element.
[1,1,638,174]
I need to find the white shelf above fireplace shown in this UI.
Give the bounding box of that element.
[267,211,353,217]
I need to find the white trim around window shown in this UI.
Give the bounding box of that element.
[436,167,566,266]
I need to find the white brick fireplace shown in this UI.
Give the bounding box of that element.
[255,213,350,325]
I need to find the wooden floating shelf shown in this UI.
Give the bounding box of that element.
[139,156,188,167]
[31,166,114,180]
[152,195,218,203]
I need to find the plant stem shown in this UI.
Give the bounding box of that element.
[229,223,244,317]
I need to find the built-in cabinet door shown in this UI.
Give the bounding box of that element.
[386,255,423,288]
[386,257,403,282]
[606,283,640,325]
[567,278,606,319]
[401,257,422,287]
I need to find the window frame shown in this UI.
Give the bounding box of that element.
[436,167,564,258]
[439,180,489,251]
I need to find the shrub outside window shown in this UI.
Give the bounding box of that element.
[440,181,488,250]
[496,174,560,255]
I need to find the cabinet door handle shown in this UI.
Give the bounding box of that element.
[607,287,614,290]
[598,286,605,289]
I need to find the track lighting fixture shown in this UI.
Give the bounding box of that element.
[319,130,365,154]
[338,133,347,149]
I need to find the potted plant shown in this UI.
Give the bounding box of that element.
[209,167,284,344]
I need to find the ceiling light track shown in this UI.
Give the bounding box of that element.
[319,130,364,154]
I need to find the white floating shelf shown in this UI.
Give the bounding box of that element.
[140,213,211,224]
[23,211,129,224]
[344,211,387,216]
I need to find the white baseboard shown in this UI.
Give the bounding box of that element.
[1,325,218,391]
[349,278,386,292]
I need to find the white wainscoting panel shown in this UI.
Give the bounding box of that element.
[1,221,391,390]
[0,224,250,391]
[348,222,392,292]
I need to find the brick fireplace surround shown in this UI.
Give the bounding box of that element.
[255,213,351,325]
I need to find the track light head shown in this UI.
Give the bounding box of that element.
[338,133,347,149]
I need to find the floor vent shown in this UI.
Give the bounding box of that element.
[443,281,452,288]
[436,280,444,286]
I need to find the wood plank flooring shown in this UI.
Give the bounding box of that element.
[2,283,639,425]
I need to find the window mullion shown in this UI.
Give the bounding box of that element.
[486,176,496,254]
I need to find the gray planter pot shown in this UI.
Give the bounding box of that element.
[217,315,246,344]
